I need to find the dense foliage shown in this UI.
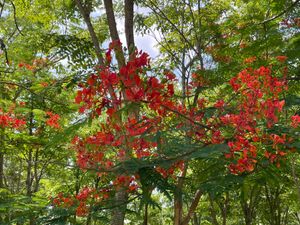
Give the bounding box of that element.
[0,0,299,225]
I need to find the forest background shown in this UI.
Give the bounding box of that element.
[0,0,300,224]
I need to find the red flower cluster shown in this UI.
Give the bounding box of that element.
[52,187,112,217]
[52,192,74,208]
[221,66,291,173]
[276,55,288,63]
[0,109,26,129]
[291,115,300,128]
[45,111,61,129]
[18,58,48,71]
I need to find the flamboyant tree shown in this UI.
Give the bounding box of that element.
[0,0,299,224]
[50,40,299,225]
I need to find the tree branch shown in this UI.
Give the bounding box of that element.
[258,0,300,25]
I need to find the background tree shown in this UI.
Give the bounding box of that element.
[0,0,299,225]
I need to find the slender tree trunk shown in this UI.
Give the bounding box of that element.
[143,202,148,225]
[0,125,5,188]
[103,0,125,67]
[26,107,34,196]
[74,0,104,65]
[209,195,220,225]
[174,185,183,225]
[181,189,202,225]
[27,98,36,225]
[243,206,252,225]
[0,79,4,189]
[74,168,81,222]
[221,193,229,225]
[124,0,135,54]
[16,160,22,192]
[33,148,39,192]
[0,152,4,188]
[26,148,32,196]
[174,164,187,225]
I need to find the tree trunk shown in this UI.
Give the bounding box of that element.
[143,202,148,225]
[174,165,187,225]
[124,0,135,54]
[111,189,128,225]
[26,148,32,196]
[76,2,135,225]
[181,189,202,225]
[26,107,34,196]
[27,99,36,225]
[74,0,104,65]
[221,193,229,225]
[33,148,39,192]
[0,127,4,188]
[0,152,4,188]
[209,195,220,225]
[103,0,125,67]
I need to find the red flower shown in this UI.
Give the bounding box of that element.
[214,99,225,108]
[291,115,300,128]
[243,56,256,64]
[276,55,288,63]
[45,111,60,129]
[165,72,176,81]
[76,202,88,217]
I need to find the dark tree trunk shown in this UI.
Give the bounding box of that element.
[103,0,125,67]
[74,0,104,65]
[0,127,5,188]
[181,189,202,225]
[0,151,4,188]
[209,195,220,225]
[124,0,135,54]
[143,202,148,225]
[174,165,187,225]
[110,189,128,225]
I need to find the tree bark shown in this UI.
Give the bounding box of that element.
[26,148,32,196]
[209,195,220,225]
[26,105,34,196]
[174,164,187,225]
[221,193,229,225]
[74,0,104,65]
[0,100,5,188]
[33,148,39,192]
[0,151,4,188]
[0,127,4,188]
[103,0,125,67]
[181,189,202,225]
[124,0,135,54]
[110,189,128,225]
[143,202,148,225]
